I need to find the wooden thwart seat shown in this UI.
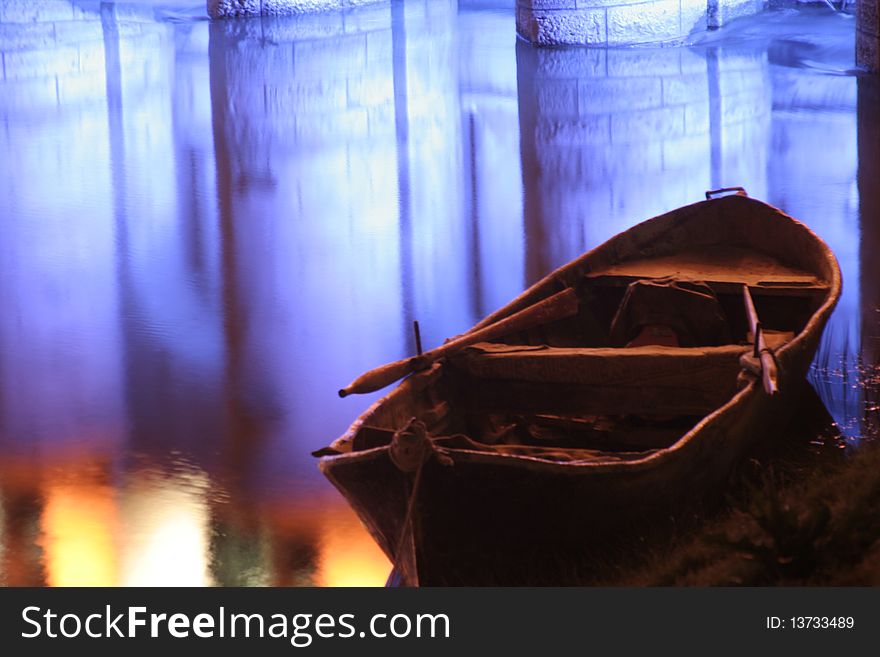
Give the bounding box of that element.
[452,341,769,388]
[585,245,827,296]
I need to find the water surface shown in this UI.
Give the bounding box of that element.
[0,1,877,585]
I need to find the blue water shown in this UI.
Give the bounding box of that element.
[0,0,876,585]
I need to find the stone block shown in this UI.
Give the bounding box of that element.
[535,115,611,145]
[517,0,578,10]
[532,47,606,79]
[516,8,605,46]
[684,102,710,134]
[208,0,261,18]
[681,0,707,35]
[0,0,75,23]
[262,0,304,13]
[3,45,79,81]
[606,47,683,77]
[341,2,391,35]
[591,140,665,176]
[578,76,663,113]
[210,15,264,41]
[71,1,100,21]
[533,145,588,179]
[261,14,346,42]
[76,40,106,74]
[53,20,105,47]
[606,0,682,45]
[678,48,708,75]
[611,105,686,142]
[262,0,382,14]
[662,73,708,105]
[536,79,579,117]
[100,2,156,22]
[267,77,349,113]
[365,30,392,66]
[293,34,367,80]
[0,22,56,52]
[708,0,764,29]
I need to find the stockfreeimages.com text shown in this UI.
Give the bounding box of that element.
[21,606,450,646]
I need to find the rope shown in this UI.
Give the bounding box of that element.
[392,455,427,573]
[389,419,453,581]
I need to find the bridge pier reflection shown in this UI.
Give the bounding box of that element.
[859,77,880,436]
[515,41,770,283]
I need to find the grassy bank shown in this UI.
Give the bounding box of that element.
[617,437,880,586]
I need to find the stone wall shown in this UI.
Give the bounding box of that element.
[208,0,385,18]
[858,0,879,72]
[516,0,705,46]
[516,0,765,46]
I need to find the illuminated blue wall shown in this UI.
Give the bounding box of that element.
[207,0,387,18]
[516,0,765,46]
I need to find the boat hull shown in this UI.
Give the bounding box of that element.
[322,341,819,585]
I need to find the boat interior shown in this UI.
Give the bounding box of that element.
[345,245,832,462]
[500,245,827,350]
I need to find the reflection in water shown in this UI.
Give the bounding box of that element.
[858,77,880,439]
[768,47,862,438]
[516,43,770,282]
[41,474,118,586]
[317,506,395,587]
[0,2,876,585]
[118,467,214,586]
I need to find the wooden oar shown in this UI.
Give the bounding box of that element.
[742,285,779,396]
[339,287,580,397]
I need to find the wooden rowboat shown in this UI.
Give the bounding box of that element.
[315,192,841,586]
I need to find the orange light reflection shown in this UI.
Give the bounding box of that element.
[316,504,390,587]
[41,482,118,587]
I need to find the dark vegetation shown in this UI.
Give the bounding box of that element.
[619,439,880,586]
[606,366,880,587]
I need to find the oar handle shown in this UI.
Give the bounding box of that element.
[338,356,427,398]
[339,287,580,397]
[759,349,779,396]
[742,286,779,396]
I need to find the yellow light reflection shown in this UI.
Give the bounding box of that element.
[119,471,214,587]
[316,505,390,587]
[0,491,6,581]
[41,482,118,587]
